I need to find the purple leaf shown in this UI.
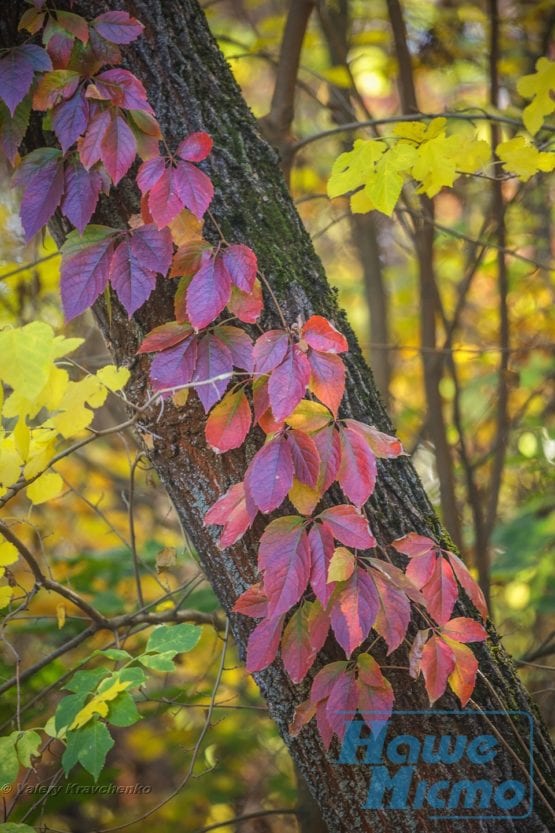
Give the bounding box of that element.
[245,435,294,513]
[186,252,232,330]
[149,336,198,394]
[0,48,35,116]
[147,168,183,228]
[258,516,311,617]
[93,69,153,114]
[287,429,320,487]
[93,11,144,44]
[131,224,173,275]
[60,229,115,320]
[308,522,336,606]
[222,243,257,292]
[268,346,311,422]
[61,162,104,233]
[52,88,89,153]
[330,568,379,657]
[192,333,233,412]
[100,112,136,185]
[15,148,64,242]
[109,237,157,316]
[253,330,289,374]
[172,160,214,219]
[137,156,165,193]
[213,325,253,371]
[19,44,52,72]
[176,132,213,162]
[78,108,111,169]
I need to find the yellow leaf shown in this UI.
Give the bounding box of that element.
[288,478,321,516]
[517,57,555,135]
[285,400,332,432]
[0,440,23,491]
[0,540,19,567]
[321,65,352,88]
[0,585,13,609]
[13,418,30,462]
[70,679,132,730]
[496,136,555,181]
[96,364,130,392]
[350,188,376,214]
[411,133,461,196]
[26,471,63,505]
[327,139,387,199]
[327,546,355,582]
[169,210,204,246]
[56,603,66,629]
[366,144,417,215]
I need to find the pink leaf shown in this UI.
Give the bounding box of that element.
[281,600,329,683]
[405,550,437,589]
[192,333,233,412]
[441,617,487,644]
[338,424,377,507]
[313,425,341,492]
[371,570,411,654]
[268,346,311,422]
[60,229,115,320]
[94,69,152,113]
[310,660,349,703]
[253,378,283,434]
[421,557,459,625]
[246,615,284,673]
[205,387,252,453]
[204,481,257,549]
[356,654,394,734]
[420,634,456,704]
[233,582,268,618]
[245,435,294,513]
[308,350,345,416]
[101,112,137,185]
[329,568,379,656]
[137,322,192,354]
[213,325,253,372]
[391,532,436,558]
[149,335,198,394]
[61,161,104,234]
[228,280,263,324]
[319,505,376,549]
[78,108,111,169]
[222,243,257,292]
[259,516,311,617]
[172,160,214,219]
[148,168,183,228]
[326,670,358,741]
[253,330,289,374]
[186,252,232,330]
[308,522,336,606]
[93,11,144,44]
[447,552,488,620]
[345,420,404,458]
[137,155,165,193]
[287,429,320,487]
[302,315,348,353]
[176,132,213,162]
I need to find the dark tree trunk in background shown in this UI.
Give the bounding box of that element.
[1,2,554,831]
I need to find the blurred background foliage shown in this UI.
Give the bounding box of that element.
[0,1,553,831]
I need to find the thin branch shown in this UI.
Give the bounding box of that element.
[190,809,300,833]
[0,253,60,281]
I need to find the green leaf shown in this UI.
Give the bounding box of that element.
[146,623,202,655]
[0,736,19,787]
[107,692,142,727]
[55,693,87,733]
[139,652,176,672]
[15,731,41,768]
[62,720,114,781]
[61,225,117,258]
[117,666,147,687]
[65,668,110,694]
[0,824,37,833]
[94,648,132,662]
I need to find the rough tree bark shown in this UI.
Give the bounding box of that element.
[1,2,554,831]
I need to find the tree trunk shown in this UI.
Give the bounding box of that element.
[1,2,553,831]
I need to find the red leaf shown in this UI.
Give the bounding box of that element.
[289,699,317,737]
[93,69,152,113]
[281,600,329,683]
[286,429,320,487]
[253,330,289,374]
[447,552,488,620]
[258,516,311,617]
[391,532,436,558]
[441,617,487,644]
[325,670,358,741]
[137,155,165,193]
[371,570,411,654]
[204,481,257,549]
[356,653,394,733]
[308,522,336,606]
[176,132,213,162]
[228,280,263,323]
[171,241,212,279]
[421,557,459,625]
[420,634,456,704]
[213,325,253,372]
[368,558,425,606]
[302,315,348,353]
[308,351,345,416]
[313,424,341,492]
[343,419,404,458]
[310,660,349,703]
[338,424,377,507]
[61,161,104,234]
[245,435,294,513]
[137,322,192,354]
[149,335,198,394]
[100,112,137,185]
[222,243,257,292]
[246,615,285,672]
[172,160,214,219]
[192,333,233,412]
[78,108,111,169]
[205,388,252,453]
[186,252,232,330]
[319,505,376,549]
[405,550,437,589]
[444,637,479,707]
[329,567,379,656]
[148,168,183,228]
[233,582,268,618]
[268,346,311,422]
[93,11,144,44]
[60,227,115,320]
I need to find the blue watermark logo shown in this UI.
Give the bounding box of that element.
[335,710,533,819]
